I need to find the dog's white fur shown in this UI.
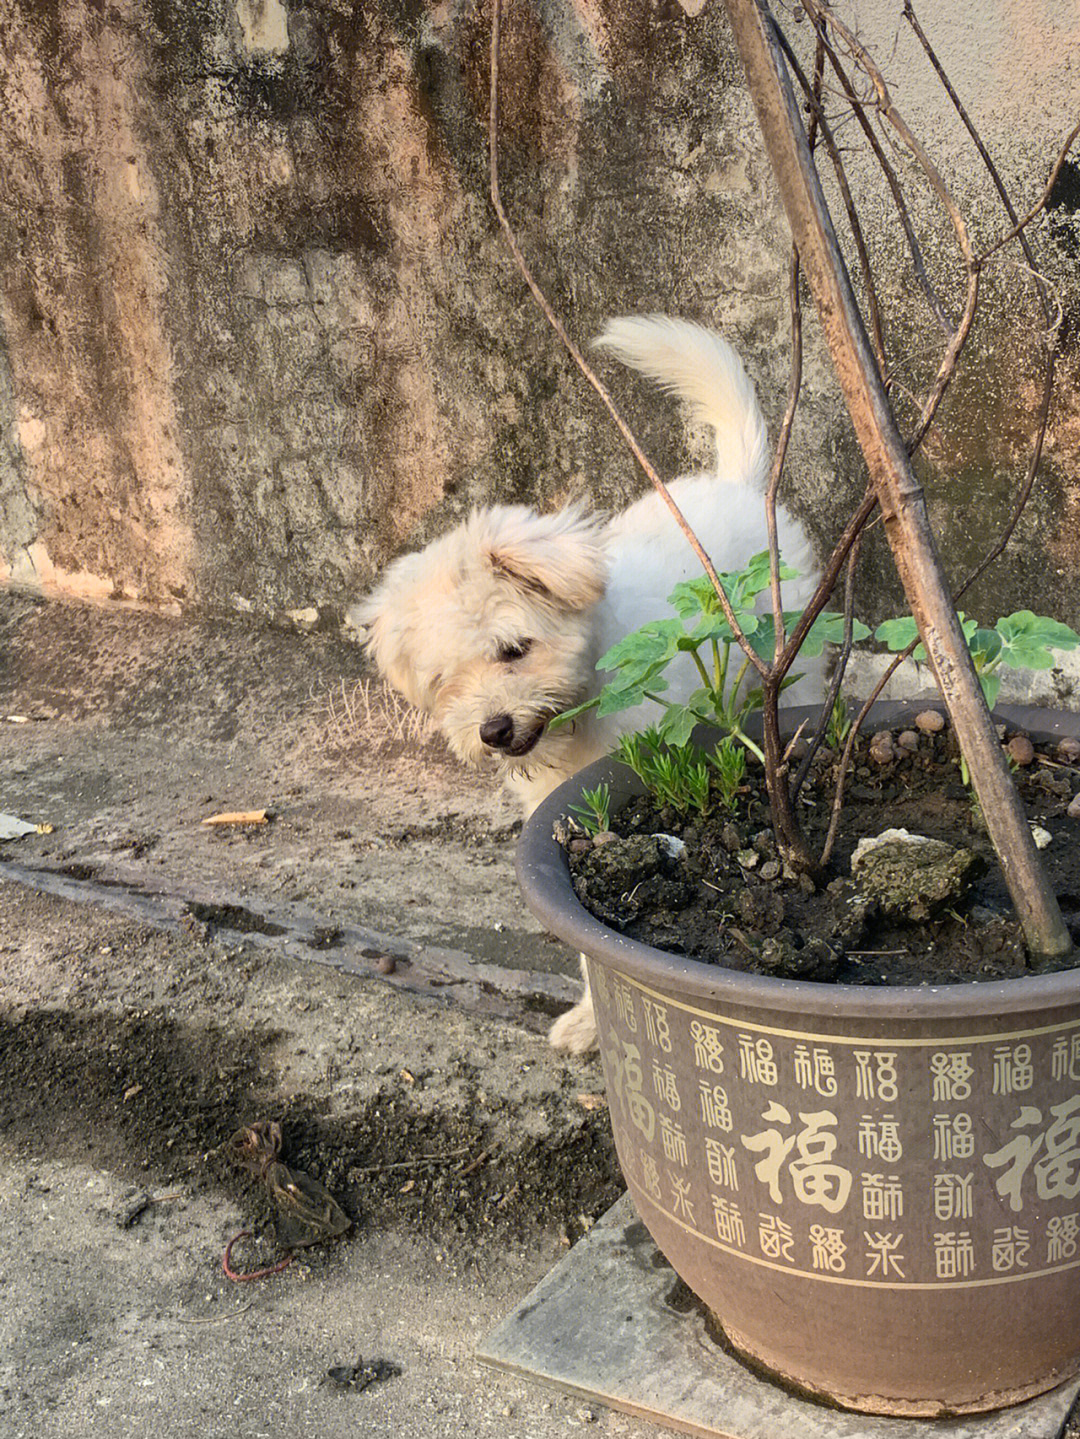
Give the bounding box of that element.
[353,316,821,1054]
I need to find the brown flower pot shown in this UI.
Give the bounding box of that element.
[516,703,1080,1416]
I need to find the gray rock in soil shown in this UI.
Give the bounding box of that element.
[570,834,694,926]
[1068,792,1080,820]
[851,828,984,921]
[754,931,840,981]
[576,833,663,888]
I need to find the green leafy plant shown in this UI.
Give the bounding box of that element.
[709,735,748,812]
[615,729,749,816]
[875,611,1080,710]
[614,728,712,814]
[825,693,852,752]
[568,782,611,836]
[553,551,869,767]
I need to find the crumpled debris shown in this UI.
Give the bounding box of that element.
[0,813,50,841]
[229,1120,352,1251]
[202,809,270,827]
[326,1357,403,1392]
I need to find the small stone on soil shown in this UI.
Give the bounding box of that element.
[1006,734,1035,766]
[592,830,618,846]
[897,729,919,752]
[915,709,945,734]
[1058,737,1080,764]
[1068,792,1080,820]
[869,730,895,764]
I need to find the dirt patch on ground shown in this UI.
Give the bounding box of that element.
[565,718,1080,986]
[0,595,647,1438]
[0,1004,619,1248]
[0,880,619,1253]
[273,1096,620,1246]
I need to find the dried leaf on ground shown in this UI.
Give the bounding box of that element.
[230,1120,352,1250]
[202,810,270,827]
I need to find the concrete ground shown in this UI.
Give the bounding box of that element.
[0,591,657,1439]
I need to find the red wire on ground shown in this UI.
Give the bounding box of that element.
[221,1229,295,1283]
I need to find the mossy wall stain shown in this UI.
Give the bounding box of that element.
[0,0,1077,646]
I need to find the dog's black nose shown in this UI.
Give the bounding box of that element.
[480,714,515,749]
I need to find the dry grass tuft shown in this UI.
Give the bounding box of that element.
[316,678,442,757]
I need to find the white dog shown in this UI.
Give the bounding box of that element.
[353,316,820,1053]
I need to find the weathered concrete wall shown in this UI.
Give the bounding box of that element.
[0,0,1078,659]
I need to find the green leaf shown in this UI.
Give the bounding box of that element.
[656,704,699,748]
[689,688,723,721]
[732,550,799,606]
[997,610,1080,649]
[996,611,1080,671]
[668,577,715,620]
[689,609,759,644]
[875,616,919,652]
[547,696,599,729]
[596,618,683,674]
[745,616,778,662]
[979,671,1002,709]
[874,613,974,665]
[596,676,667,718]
[797,611,871,658]
[667,555,799,620]
[970,627,1003,669]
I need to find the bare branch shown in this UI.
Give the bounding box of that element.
[978,118,1080,266]
[722,0,1071,957]
[773,23,888,375]
[793,529,863,803]
[905,269,980,453]
[766,247,803,664]
[819,639,915,868]
[951,335,1057,604]
[902,2,1049,316]
[776,487,877,682]
[800,0,977,267]
[488,0,767,679]
[794,1,983,454]
[818,15,954,334]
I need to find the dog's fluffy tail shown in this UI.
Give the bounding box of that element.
[594,315,769,488]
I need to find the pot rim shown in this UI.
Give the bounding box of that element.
[516,699,1080,1021]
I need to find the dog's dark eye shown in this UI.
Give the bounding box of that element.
[497,639,532,663]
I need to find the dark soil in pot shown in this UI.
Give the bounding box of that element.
[561,714,1080,987]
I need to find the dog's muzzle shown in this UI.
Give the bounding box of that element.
[479,713,545,758]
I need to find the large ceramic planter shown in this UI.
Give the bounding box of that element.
[517,702,1080,1416]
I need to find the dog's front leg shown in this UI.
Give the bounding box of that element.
[548,954,598,1053]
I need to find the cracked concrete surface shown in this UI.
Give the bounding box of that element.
[0,592,665,1439]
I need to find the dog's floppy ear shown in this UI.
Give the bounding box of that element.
[482,505,606,611]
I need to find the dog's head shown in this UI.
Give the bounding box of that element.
[351,504,607,777]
